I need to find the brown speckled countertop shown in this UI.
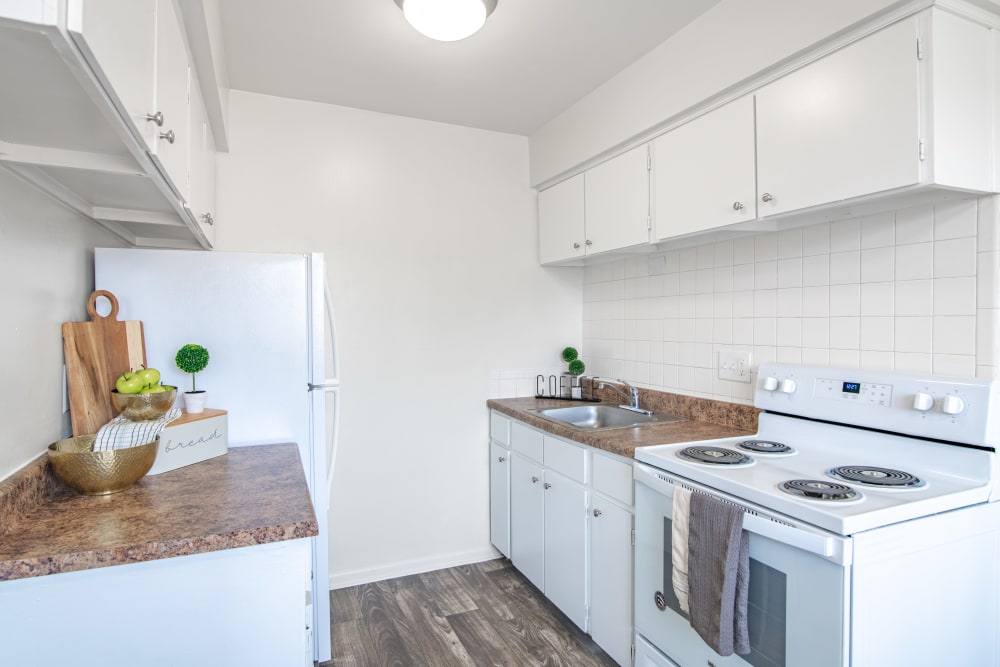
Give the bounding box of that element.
[0,443,317,581]
[488,386,759,459]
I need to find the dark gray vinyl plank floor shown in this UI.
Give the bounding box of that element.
[322,558,619,667]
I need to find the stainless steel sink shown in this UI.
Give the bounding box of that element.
[527,405,684,431]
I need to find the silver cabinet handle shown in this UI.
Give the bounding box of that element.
[761,193,774,203]
[732,201,744,211]
[531,476,539,483]
[159,130,175,144]
[585,239,593,246]
[593,508,602,517]
[200,213,214,226]
[573,242,580,249]
[497,456,505,463]
[543,482,552,489]
[145,111,164,126]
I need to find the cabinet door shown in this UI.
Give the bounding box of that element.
[67,0,156,143]
[584,145,650,255]
[538,173,585,264]
[510,454,545,591]
[589,497,633,667]
[490,442,511,558]
[756,17,920,216]
[652,96,756,240]
[151,0,191,200]
[188,75,216,245]
[543,469,588,631]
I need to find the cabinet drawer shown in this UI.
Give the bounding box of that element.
[543,436,588,483]
[490,411,511,446]
[592,451,633,506]
[511,422,543,461]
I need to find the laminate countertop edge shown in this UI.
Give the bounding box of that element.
[488,387,759,460]
[0,443,318,581]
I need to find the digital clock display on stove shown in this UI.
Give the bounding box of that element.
[842,382,861,394]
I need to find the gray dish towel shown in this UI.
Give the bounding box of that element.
[687,491,750,656]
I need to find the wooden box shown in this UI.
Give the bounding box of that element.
[148,409,228,475]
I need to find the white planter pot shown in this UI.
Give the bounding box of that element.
[183,391,207,414]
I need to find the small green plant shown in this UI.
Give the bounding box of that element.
[568,359,586,376]
[175,344,210,392]
[561,347,578,363]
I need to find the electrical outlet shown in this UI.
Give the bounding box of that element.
[718,350,752,382]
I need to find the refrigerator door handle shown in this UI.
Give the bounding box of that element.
[308,382,340,391]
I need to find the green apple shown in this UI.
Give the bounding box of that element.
[135,366,160,386]
[115,371,144,394]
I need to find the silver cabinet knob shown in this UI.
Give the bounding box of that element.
[531,476,539,483]
[159,130,175,144]
[145,111,164,126]
[543,482,552,489]
[761,192,774,203]
[592,509,602,517]
[200,213,214,226]
[573,242,580,249]
[585,239,593,246]
[732,201,744,211]
[497,456,505,463]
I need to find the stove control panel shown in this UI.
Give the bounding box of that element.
[755,363,1000,446]
[814,378,893,407]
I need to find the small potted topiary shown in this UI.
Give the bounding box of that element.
[175,343,210,414]
[561,346,587,398]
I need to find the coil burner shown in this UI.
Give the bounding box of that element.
[677,446,753,465]
[828,465,925,489]
[780,479,861,502]
[737,440,794,455]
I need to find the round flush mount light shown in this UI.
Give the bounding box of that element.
[393,0,499,42]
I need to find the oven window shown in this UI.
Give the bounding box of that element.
[663,518,788,667]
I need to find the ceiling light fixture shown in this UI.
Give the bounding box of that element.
[393,0,498,42]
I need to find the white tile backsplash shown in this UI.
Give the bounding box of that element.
[582,197,1000,402]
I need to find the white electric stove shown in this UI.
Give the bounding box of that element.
[633,363,1000,667]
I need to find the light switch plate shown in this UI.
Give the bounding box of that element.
[718,350,752,382]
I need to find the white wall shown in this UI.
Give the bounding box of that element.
[583,197,1000,403]
[214,91,583,587]
[0,170,125,480]
[529,0,899,185]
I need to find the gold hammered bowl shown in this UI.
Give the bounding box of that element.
[111,386,177,421]
[47,435,158,495]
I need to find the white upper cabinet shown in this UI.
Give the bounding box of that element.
[538,173,585,264]
[150,0,191,200]
[0,0,220,249]
[652,95,756,241]
[584,144,650,256]
[757,10,992,218]
[188,72,217,245]
[756,17,920,217]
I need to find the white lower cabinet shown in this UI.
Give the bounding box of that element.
[590,495,634,666]
[490,441,511,557]
[493,411,634,665]
[510,452,546,590]
[542,468,588,630]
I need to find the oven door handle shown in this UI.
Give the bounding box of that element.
[741,513,834,558]
[635,463,847,562]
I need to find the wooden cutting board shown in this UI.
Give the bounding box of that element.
[63,290,147,436]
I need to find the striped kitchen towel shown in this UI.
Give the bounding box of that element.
[93,409,183,452]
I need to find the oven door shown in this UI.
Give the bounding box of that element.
[634,463,852,667]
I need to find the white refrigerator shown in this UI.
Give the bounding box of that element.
[95,247,337,664]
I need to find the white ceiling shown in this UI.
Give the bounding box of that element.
[217,0,724,136]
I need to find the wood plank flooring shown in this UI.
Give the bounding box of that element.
[321,558,619,667]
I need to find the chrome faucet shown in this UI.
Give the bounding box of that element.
[597,378,651,415]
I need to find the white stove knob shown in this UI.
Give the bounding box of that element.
[941,395,966,415]
[763,376,779,391]
[780,378,797,394]
[913,392,935,412]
